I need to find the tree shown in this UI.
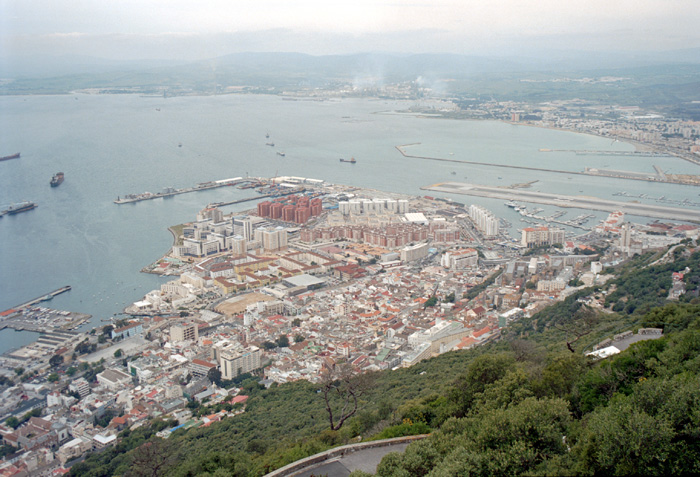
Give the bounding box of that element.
[294,334,305,343]
[13,367,24,376]
[424,296,438,308]
[49,354,64,367]
[66,367,77,377]
[114,349,123,358]
[0,444,17,459]
[262,341,276,350]
[575,399,674,475]
[208,367,222,386]
[320,364,373,431]
[4,417,19,429]
[449,353,515,417]
[553,305,600,353]
[127,439,178,477]
[47,373,59,383]
[98,335,107,344]
[276,335,290,348]
[292,318,302,327]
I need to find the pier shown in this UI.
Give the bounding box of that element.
[9,285,72,311]
[114,177,247,204]
[422,182,700,223]
[208,187,303,208]
[396,144,700,187]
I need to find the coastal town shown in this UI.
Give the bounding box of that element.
[1,174,698,474]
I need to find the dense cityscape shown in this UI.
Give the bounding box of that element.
[5,0,700,472]
[1,149,698,472]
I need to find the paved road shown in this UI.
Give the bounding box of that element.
[294,442,411,477]
[423,182,700,223]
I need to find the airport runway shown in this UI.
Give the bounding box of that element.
[422,182,700,223]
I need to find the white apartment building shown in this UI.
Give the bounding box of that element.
[400,242,429,262]
[220,346,262,379]
[441,248,479,269]
[469,205,500,237]
[255,227,288,253]
[521,227,565,248]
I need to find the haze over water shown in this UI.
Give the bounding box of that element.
[1,93,698,353]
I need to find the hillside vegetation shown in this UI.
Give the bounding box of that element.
[70,249,700,476]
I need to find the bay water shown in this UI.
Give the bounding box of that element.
[1,93,698,353]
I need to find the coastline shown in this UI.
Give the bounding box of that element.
[506,120,700,167]
[395,109,699,168]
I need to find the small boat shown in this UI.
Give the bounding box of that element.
[266,142,275,147]
[277,152,286,157]
[339,157,356,164]
[178,143,182,147]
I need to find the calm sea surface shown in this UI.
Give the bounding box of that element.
[1,94,698,353]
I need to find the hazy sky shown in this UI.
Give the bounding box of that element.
[1,0,699,60]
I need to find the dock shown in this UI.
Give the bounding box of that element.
[208,187,303,208]
[114,177,246,204]
[422,182,700,223]
[9,285,72,311]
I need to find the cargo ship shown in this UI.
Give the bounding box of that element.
[339,157,356,164]
[0,152,20,162]
[2,201,37,216]
[50,172,64,187]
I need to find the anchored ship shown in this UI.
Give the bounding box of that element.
[50,172,64,187]
[1,201,37,216]
[0,152,20,162]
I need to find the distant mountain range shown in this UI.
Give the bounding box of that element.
[2,50,700,113]
[3,49,700,80]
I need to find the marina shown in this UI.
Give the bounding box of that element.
[505,201,595,230]
[424,182,700,223]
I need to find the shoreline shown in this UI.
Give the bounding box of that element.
[168,226,179,246]
[391,109,700,168]
[502,120,700,167]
